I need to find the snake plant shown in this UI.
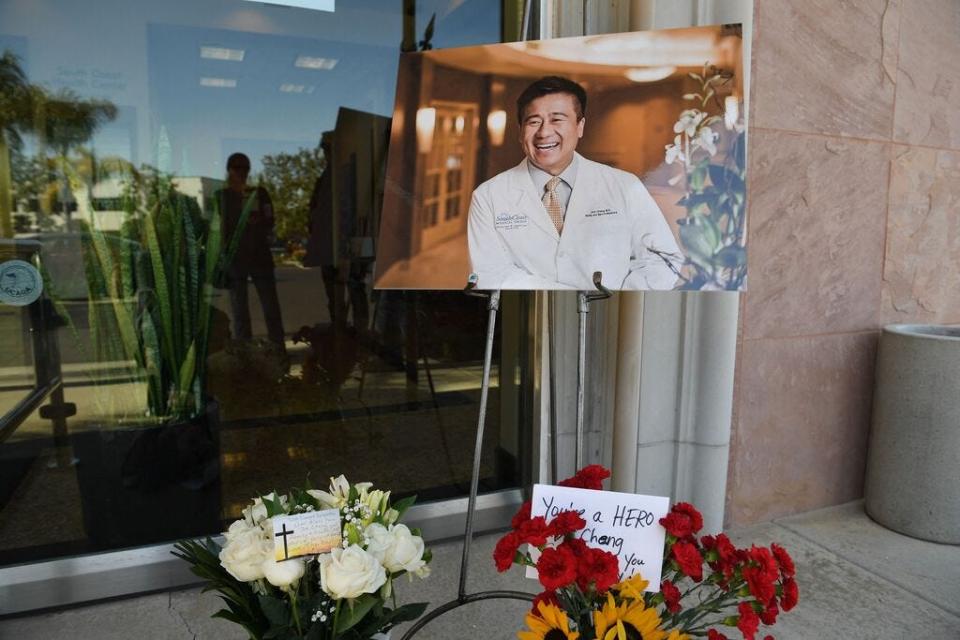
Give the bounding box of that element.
[69,162,255,421]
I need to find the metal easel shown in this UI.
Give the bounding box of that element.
[399,2,616,635]
[400,272,611,638]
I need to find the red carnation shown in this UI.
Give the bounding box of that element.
[702,532,738,582]
[517,516,552,547]
[747,546,779,583]
[743,564,776,605]
[707,630,728,640]
[560,537,589,558]
[661,579,682,613]
[760,600,779,625]
[549,510,586,537]
[736,601,760,640]
[536,545,578,590]
[672,540,704,582]
[493,531,521,572]
[558,464,610,490]
[771,543,795,579]
[780,577,799,612]
[530,589,559,615]
[511,501,532,530]
[659,502,704,538]
[702,533,737,565]
[576,547,620,593]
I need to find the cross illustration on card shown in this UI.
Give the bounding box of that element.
[275,522,295,560]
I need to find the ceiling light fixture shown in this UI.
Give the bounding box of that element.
[294,55,338,70]
[200,46,245,62]
[624,66,676,83]
[240,0,335,11]
[200,77,237,88]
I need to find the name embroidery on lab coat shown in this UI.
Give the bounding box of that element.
[495,212,529,230]
[585,208,619,218]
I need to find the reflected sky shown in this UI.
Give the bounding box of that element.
[0,0,499,175]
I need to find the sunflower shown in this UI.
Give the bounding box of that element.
[593,593,677,640]
[518,602,580,640]
[614,574,650,602]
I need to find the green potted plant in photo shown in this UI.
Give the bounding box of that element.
[663,64,747,291]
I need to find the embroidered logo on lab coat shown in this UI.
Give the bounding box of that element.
[585,208,619,218]
[495,212,529,230]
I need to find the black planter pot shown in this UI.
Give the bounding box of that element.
[72,401,222,550]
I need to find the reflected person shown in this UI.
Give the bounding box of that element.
[217,152,286,351]
[304,132,369,332]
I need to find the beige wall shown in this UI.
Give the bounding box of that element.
[726,0,960,526]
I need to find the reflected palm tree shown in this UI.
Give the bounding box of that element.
[0,51,32,237]
[0,50,117,236]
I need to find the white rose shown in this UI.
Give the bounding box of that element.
[379,524,427,575]
[319,545,387,599]
[364,523,392,563]
[262,556,305,590]
[219,519,272,582]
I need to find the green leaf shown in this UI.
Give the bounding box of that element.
[336,594,378,634]
[144,201,176,379]
[382,602,429,626]
[391,495,417,520]
[258,595,291,628]
[715,245,747,268]
[678,222,716,271]
[708,164,745,194]
[689,164,708,191]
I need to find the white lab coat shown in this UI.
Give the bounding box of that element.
[467,153,683,290]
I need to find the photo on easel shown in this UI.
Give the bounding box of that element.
[373,24,747,292]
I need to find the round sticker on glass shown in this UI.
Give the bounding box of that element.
[0,260,43,306]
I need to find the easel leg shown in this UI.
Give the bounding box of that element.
[576,292,589,470]
[458,289,500,598]
[399,288,532,640]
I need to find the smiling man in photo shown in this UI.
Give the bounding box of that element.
[467,75,682,290]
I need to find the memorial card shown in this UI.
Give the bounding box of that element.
[272,509,342,561]
[529,484,670,590]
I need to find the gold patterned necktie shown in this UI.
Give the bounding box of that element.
[542,176,564,233]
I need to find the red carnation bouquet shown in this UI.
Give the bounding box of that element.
[495,466,799,640]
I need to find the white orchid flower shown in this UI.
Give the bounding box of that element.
[674,109,705,137]
[695,126,719,156]
[665,135,686,165]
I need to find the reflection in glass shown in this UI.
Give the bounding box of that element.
[0,0,518,568]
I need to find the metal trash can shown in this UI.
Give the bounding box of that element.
[864,324,960,544]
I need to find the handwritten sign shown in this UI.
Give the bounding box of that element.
[528,484,670,592]
[272,510,341,561]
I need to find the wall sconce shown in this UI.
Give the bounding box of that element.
[487,109,506,147]
[724,95,740,130]
[416,107,436,154]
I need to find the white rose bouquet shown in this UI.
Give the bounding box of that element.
[173,476,432,640]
